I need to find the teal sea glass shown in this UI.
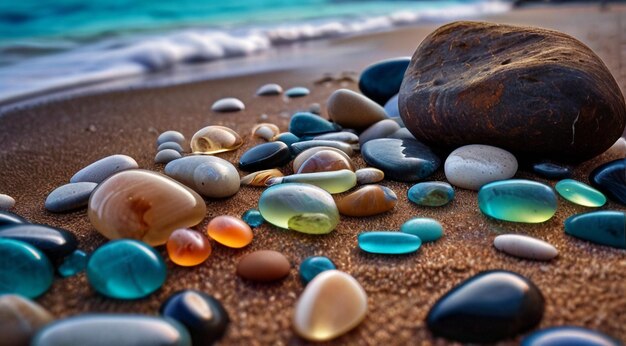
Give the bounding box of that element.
[358,232,421,254]
[478,179,557,223]
[242,209,264,228]
[86,239,167,299]
[400,218,443,242]
[288,112,340,137]
[564,211,626,249]
[58,249,88,277]
[407,182,454,207]
[0,238,53,298]
[555,179,606,207]
[299,256,336,284]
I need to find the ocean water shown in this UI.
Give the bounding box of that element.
[0,0,511,105]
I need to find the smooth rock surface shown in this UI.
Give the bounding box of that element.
[157,131,185,146]
[167,229,211,267]
[285,87,309,98]
[604,137,626,157]
[555,179,606,207]
[292,147,350,173]
[313,131,359,145]
[190,125,243,154]
[70,154,138,184]
[58,249,88,277]
[521,326,621,346]
[355,168,384,185]
[0,223,78,262]
[407,182,454,207]
[359,119,401,146]
[387,127,415,140]
[327,89,387,129]
[478,179,557,223]
[384,94,400,117]
[494,234,558,261]
[271,170,356,194]
[426,270,545,343]
[564,211,626,249]
[361,138,440,182]
[293,270,367,341]
[256,83,283,96]
[236,250,291,282]
[296,149,354,173]
[45,182,97,212]
[206,216,253,249]
[155,149,182,164]
[359,57,411,105]
[444,144,518,190]
[358,232,421,254]
[274,132,300,147]
[88,170,206,246]
[589,159,626,205]
[299,256,336,285]
[337,185,397,216]
[0,211,27,227]
[157,141,185,153]
[400,218,443,242]
[165,155,240,198]
[252,123,280,141]
[32,315,191,346]
[0,295,53,346]
[0,194,15,210]
[533,162,571,180]
[239,142,291,171]
[0,239,54,298]
[399,21,626,162]
[211,97,245,112]
[291,140,354,156]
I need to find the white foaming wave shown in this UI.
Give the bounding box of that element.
[0,1,511,105]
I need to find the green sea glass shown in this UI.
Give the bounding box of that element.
[555,179,606,207]
[478,179,557,223]
[268,169,356,194]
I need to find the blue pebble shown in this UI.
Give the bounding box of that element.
[361,138,440,182]
[288,112,341,137]
[274,132,300,148]
[533,162,571,180]
[589,158,626,205]
[358,232,421,254]
[521,326,621,346]
[58,249,88,277]
[408,182,454,207]
[564,211,626,249]
[0,211,28,227]
[299,256,336,284]
[384,94,400,117]
[0,238,54,298]
[400,218,443,242]
[358,57,411,105]
[242,209,264,228]
[285,87,310,98]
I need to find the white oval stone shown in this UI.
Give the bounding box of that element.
[494,234,558,261]
[256,83,283,96]
[355,168,385,185]
[154,149,182,164]
[70,155,138,184]
[444,144,518,190]
[211,98,245,112]
[164,155,239,198]
[157,131,185,146]
[45,182,98,213]
[0,194,15,210]
[157,142,184,153]
[293,270,367,341]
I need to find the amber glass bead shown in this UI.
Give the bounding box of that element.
[167,229,211,266]
[240,169,283,187]
[206,216,253,248]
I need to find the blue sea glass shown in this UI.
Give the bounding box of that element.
[564,211,626,249]
[400,218,443,242]
[58,249,88,277]
[358,232,421,254]
[299,256,336,284]
[0,238,53,298]
[288,112,341,137]
[242,209,264,228]
[478,179,557,223]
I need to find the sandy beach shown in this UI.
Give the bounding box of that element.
[1,3,625,345]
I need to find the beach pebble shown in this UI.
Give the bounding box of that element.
[242,209,264,228]
[494,234,558,261]
[337,185,397,217]
[236,250,290,282]
[361,138,440,182]
[240,169,283,187]
[239,142,291,171]
[532,162,571,180]
[211,97,245,112]
[274,132,300,147]
[400,218,443,242]
[444,144,518,190]
[32,315,191,346]
[296,149,354,173]
[384,94,400,117]
[285,87,310,98]
[327,89,387,129]
[206,216,253,249]
[288,112,341,137]
[157,131,185,146]
[88,170,206,246]
[190,125,243,154]
[166,229,211,267]
[299,256,336,285]
[408,182,454,207]
[45,182,97,213]
[555,179,606,207]
[0,211,28,226]
[358,232,421,254]
[355,167,384,184]
[0,224,78,261]
[589,159,626,205]
[387,127,414,140]
[291,140,354,156]
[293,270,367,341]
[70,154,138,184]
[521,326,621,346]
[0,194,15,210]
[0,295,53,346]
[155,149,182,164]
[272,170,356,194]
[292,147,348,172]
[308,103,321,115]
[252,123,280,141]
[160,290,229,346]
[478,180,557,223]
[313,131,359,145]
[165,155,240,198]
[565,211,626,249]
[604,137,626,156]
[359,119,401,146]
[0,239,53,298]
[157,141,184,153]
[359,57,410,105]
[427,270,544,343]
[256,83,283,96]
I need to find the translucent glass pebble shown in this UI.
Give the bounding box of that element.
[296,149,354,174]
[252,123,280,141]
[478,179,557,223]
[299,256,336,285]
[400,218,443,242]
[337,185,397,217]
[190,125,243,154]
[86,239,167,299]
[58,250,88,277]
[565,211,626,249]
[0,239,53,298]
[167,229,211,267]
[206,216,253,248]
[555,179,606,207]
[407,181,454,207]
[358,232,422,254]
[242,209,264,228]
[268,170,356,194]
[258,183,339,234]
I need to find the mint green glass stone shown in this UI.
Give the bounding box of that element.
[400,218,443,242]
[0,238,54,298]
[87,239,167,299]
[274,170,356,194]
[358,232,421,254]
[565,211,626,249]
[478,179,557,223]
[258,183,339,234]
[58,249,88,277]
[555,179,606,207]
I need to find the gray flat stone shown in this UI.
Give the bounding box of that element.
[157,142,184,153]
[155,149,182,164]
[157,131,185,146]
[165,155,240,198]
[45,182,98,213]
[70,155,138,184]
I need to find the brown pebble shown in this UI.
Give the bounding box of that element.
[236,250,290,282]
[0,294,53,346]
[296,150,355,174]
[336,185,397,217]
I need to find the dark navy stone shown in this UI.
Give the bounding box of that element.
[239,142,291,172]
[533,162,572,180]
[384,94,400,117]
[0,211,28,227]
[288,112,341,138]
[359,57,411,105]
[589,159,626,205]
[0,224,78,262]
[160,290,229,346]
[274,132,300,148]
[426,270,544,343]
[564,211,626,249]
[361,138,440,182]
[522,326,621,346]
[299,256,336,285]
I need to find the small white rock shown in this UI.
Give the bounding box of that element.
[211,98,245,112]
[70,155,138,184]
[157,142,184,153]
[154,149,182,164]
[0,194,15,210]
[157,131,185,146]
[494,234,558,261]
[256,83,283,96]
[444,144,518,190]
[164,155,240,198]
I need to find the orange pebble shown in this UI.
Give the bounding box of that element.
[166,228,211,266]
[206,216,253,248]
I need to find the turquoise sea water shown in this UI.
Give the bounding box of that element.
[0,0,510,104]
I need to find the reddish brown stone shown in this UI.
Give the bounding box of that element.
[399,21,626,163]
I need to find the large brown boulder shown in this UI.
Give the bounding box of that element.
[399,21,626,163]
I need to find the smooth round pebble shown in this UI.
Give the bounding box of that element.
[313,131,359,145]
[87,239,167,299]
[206,216,253,248]
[299,256,336,285]
[0,193,15,210]
[445,144,518,190]
[589,158,626,205]
[70,154,138,184]
[242,209,264,228]
[256,83,283,96]
[190,125,243,154]
[0,239,54,298]
[388,127,415,140]
[494,234,558,261]
[236,250,290,282]
[165,155,240,198]
[0,223,78,262]
[274,132,300,147]
[400,218,443,242]
[211,97,245,112]
[252,123,280,141]
[58,249,88,277]
[167,229,211,267]
[604,137,626,156]
[337,185,397,217]
[408,181,454,207]
[564,211,626,249]
[521,326,621,346]
[288,112,341,137]
[157,130,185,146]
[291,140,354,156]
[555,179,606,207]
[327,89,387,129]
[0,294,53,346]
[293,270,367,341]
[359,119,401,146]
[285,87,310,98]
[157,141,185,153]
[532,162,571,180]
[478,179,557,223]
[355,168,384,185]
[292,147,350,173]
[0,211,28,226]
[45,182,97,213]
[296,149,354,174]
[361,138,440,182]
[358,232,421,254]
[155,149,181,164]
[272,170,356,194]
[359,57,410,105]
[239,142,291,171]
[384,94,400,117]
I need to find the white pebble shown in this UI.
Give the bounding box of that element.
[164,156,240,198]
[494,234,558,261]
[211,98,245,112]
[444,144,518,190]
[154,149,182,164]
[0,194,15,210]
[256,83,283,96]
